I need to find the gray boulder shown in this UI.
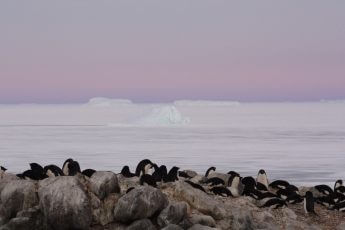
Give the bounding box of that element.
[89,171,120,199]
[0,180,38,221]
[174,181,226,220]
[188,224,218,230]
[38,176,92,230]
[188,214,216,227]
[157,201,188,227]
[161,224,183,230]
[114,186,168,223]
[126,219,156,230]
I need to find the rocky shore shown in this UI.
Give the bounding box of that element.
[1,170,345,230]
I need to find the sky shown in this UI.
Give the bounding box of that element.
[0,0,344,103]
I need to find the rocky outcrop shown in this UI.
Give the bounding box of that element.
[38,176,92,230]
[113,186,168,223]
[89,171,120,200]
[157,201,188,227]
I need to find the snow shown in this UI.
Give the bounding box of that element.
[174,100,240,106]
[0,101,345,186]
[87,97,133,107]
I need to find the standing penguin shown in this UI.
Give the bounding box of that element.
[135,159,153,177]
[304,191,317,215]
[205,167,216,177]
[227,174,243,197]
[62,158,74,175]
[256,169,269,191]
[0,166,7,178]
[164,166,179,182]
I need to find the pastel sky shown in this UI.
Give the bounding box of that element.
[1,0,344,103]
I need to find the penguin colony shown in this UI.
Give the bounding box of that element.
[1,159,345,214]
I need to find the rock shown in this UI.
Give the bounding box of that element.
[173,181,227,220]
[337,222,345,230]
[161,224,183,230]
[188,214,216,227]
[181,170,198,178]
[231,209,255,230]
[0,217,35,230]
[117,174,140,193]
[126,219,156,230]
[252,211,278,230]
[89,171,120,199]
[113,186,168,223]
[157,201,188,227]
[94,193,120,226]
[0,180,38,221]
[38,176,92,230]
[281,207,297,220]
[188,224,218,230]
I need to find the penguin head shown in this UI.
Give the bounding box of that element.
[30,163,44,172]
[67,160,81,176]
[159,165,168,174]
[205,167,216,177]
[335,179,343,189]
[0,166,7,172]
[121,165,130,174]
[62,158,74,175]
[227,171,240,177]
[258,169,266,175]
[241,176,256,187]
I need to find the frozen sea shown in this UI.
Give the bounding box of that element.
[1,99,345,186]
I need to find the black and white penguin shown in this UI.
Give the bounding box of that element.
[185,180,206,193]
[205,177,225,186]
[227,174,243,197]
[120,166,136,178]
[276,185,299,200]
[140,174,157,187]
[29,163,47,180]
[62,158,74,176]
[0,166,7,178]
[334,180,345,195]
[205,167,216,177]
[44,164,64,177]
[178,171,192,179]
[227,171,240,177]
[256,169,269,191]
[67,160,81,176]
[334,180,343,190]
[304,191,317,215]
[82,169,96,178]
[242,177,257,196]
[316,195,335,208]
[314,185,333,196]
[286,193,303,204]
[135,159,153,177]
[152,165,167,182]
[261,198,287,209]
[211,186,232,197]
[334,201,345,212]
[164,166,179,182]
[269,180,290,190]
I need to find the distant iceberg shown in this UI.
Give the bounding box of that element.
[134,106,190,126]
[320,99,345,104]
[86,97,133,107]
[174,100,240,106]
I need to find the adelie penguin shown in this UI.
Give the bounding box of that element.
[120,166,136,178]
[67,160,81,176]
[205,177,225,186]
[314,184,333,196]
[135,159,153,177]
[152,165,167,182]
[261,198,287,209]
[256,169,269,191]
[139,168,157,187]
[17,163,47,180]
[227,173,243,197]
[205,167,216,177]
[44,164,64,177]
[304,191,317,215]
[62,158,74,176]
[164,166,179,182]
[269,180,290,190]
[82,169,96,178]
[211,186,232,197]
[0,166,7,178]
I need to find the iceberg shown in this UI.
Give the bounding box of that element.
[174,100,240,106]
[134,105,190,126]
[86,97,133,107]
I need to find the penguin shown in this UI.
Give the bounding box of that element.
[304,191,317,215]
[276,185,299,200]
[28,163,47,180]
[334,201,345,212]
[261,198,287,209]
[0,166,7,178]
[335,186,345,195]
[256,169,269,191]
[205,167,216,177]
[152,165,167,182]
[44,165,64,177]
[67,160,81,176]
[333,192,345,203]
[178,171,193,179]
[227,171,240,177]
[316,195,335,208]
[286,193,303,204]
[140,174,157,187]
[242,177,257,196]
[82,169,96,178]
[120,166,136,178]
[185,180,206,193]
[256,182,268,191]
[135,159,153,177]
[334,179,343,190]
[227,174,243,197]
[314,185,333,196]
[269,180,290,190]
[211,186,232,197]
[205,177,225,186]
[62,158,74,176]
[164,166,179,182]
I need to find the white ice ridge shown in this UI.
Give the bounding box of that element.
[320,99,345,104]
[134,105,190,126]
[174,100,240,106]
[86,97,133,107]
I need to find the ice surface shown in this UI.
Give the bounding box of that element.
[0,101,345,186]
[133,106,190,126]
[87,97,133,107]
[174,100,240,106]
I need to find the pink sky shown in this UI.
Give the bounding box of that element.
[1,1,344,103]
